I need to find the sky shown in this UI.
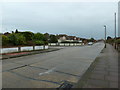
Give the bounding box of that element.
[1,1,118,39]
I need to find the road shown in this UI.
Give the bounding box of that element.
[2,42,104,88]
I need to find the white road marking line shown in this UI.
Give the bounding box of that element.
[39,67,56,76]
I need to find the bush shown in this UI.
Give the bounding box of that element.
[8,34,17,45]
[26,41,35,46]
[15,34,26,45]
[106,39,114,44]
[22,31,34,41]
[2,35,9,46]
[33,33,45,41]
[115,39,120,44]
[44,41,48,45]
[49,35,58,43]
[8,33,26,45]
[34,40,44,45]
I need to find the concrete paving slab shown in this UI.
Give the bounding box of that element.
[2,42,105,88]
[37,71,79,84]
[31,58,93,76]
[78,44,118,88]
[2,62,26,72]
[87,79,109,88]
[11,65,79,84]
[2,71,59,88]
[11,66,46,78]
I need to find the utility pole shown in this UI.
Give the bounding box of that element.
[104,25,107,48]
[115,12,117,49]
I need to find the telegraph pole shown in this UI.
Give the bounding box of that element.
[104,25,107,48]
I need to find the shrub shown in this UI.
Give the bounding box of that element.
[115,39,120,44]
[15,34,26,45]
[49,35,58,43]
[2,35,9,46]
[106,39,114,44]
[26,41,35,46]
[8,33,17,45]
[33,33,45,41]
[21,31,34,41]
[44,41,48,45]
[34,40,44,45]
[8,33,26,45]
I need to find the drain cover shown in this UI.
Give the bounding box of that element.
[57,81,73,90]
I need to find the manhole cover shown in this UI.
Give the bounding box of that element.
[57,81,73,90]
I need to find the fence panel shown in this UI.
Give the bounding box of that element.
[1,45,49,54]
[1,47,18,54]
[21,46,33,51]
[49,43,83,46]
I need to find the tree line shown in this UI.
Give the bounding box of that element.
[106,36,120,52]
[1,29,58,47]
[106,36,120,44]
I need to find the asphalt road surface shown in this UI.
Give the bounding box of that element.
[2,42,104,88]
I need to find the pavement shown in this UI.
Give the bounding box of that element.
[2,42,104,88]
[76,44,119,88]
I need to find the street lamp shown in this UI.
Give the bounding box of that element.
[114,12,117,49]
[104,25,107,48]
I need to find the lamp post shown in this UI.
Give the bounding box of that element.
[104,25,107,48]
[115,12,117,49]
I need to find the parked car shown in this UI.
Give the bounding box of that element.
[88,42,93,45]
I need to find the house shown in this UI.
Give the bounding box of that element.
[67,36,76,40]
[57,34,68,42]
[57,34,83,43]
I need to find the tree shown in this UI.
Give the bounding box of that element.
[33,33,45,41]
[8,33,26,45]
[15,29,19,33]
[33,33,46,45]
[106,38,114,44]
[44,33,49,41]
[12,31,14,33]
[8,33,17,45]
[88,38,95,42]
[49,35,58,43]
[21,31,34,41]
[2,35,9,46]
[4,32,10,36]
[34,40,44,45]
[15,34,26,45]
[115,39,120,44]
[107,36,112,40]
[90,38,94,42]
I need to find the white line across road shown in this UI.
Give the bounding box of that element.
[2,42,105,88]
[39,67,56,76]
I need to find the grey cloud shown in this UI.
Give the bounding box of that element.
[2,2,118,39]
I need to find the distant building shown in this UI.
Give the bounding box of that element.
[67,36,76,40]
[57,34,82,43]
[57,34,68,42]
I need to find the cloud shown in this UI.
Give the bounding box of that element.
[2,2,118,39]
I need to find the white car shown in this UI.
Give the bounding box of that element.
[88,42,93,45]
